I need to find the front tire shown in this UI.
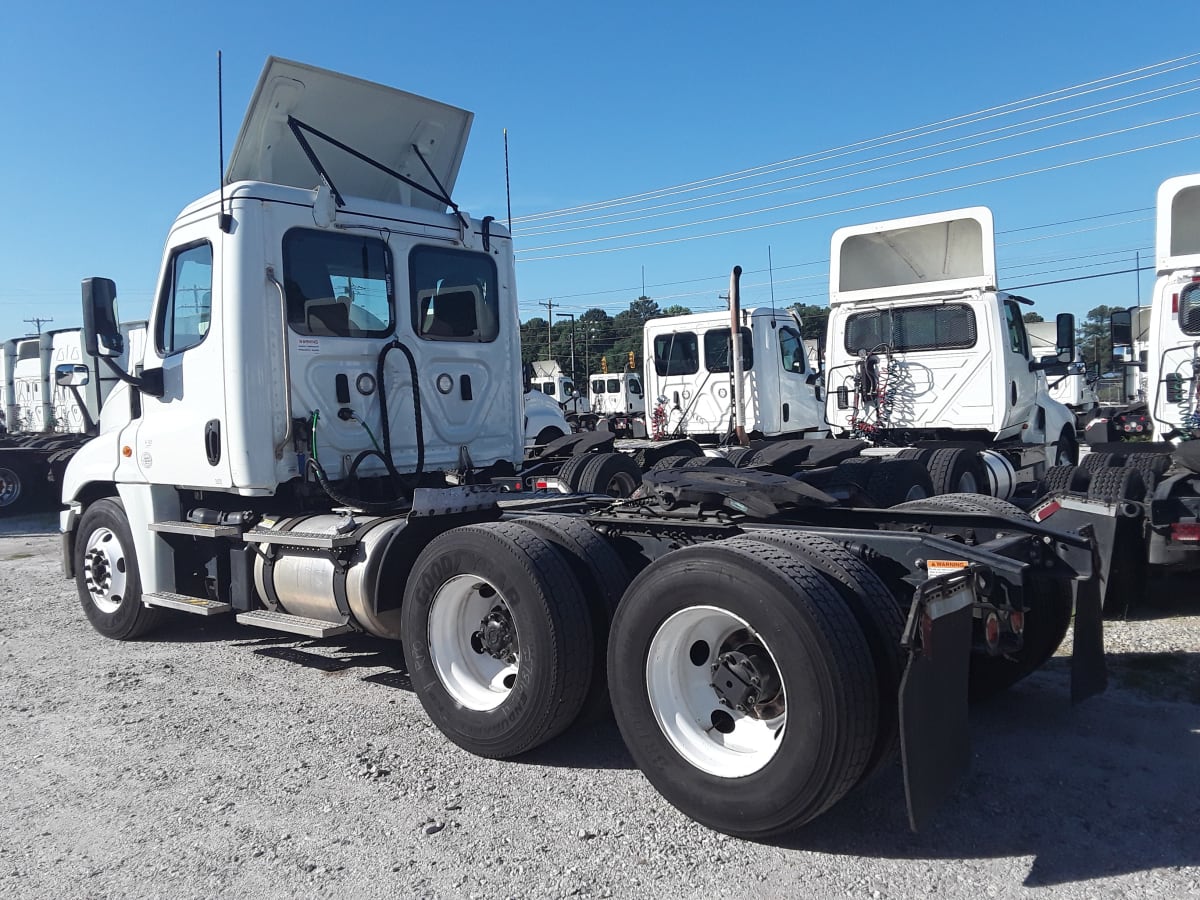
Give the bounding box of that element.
[75,498,162,640]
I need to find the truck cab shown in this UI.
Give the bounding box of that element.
[823,207,1077,489]
[643,307,824,442]
[63,58,524,584]
[1140,174,1200,443]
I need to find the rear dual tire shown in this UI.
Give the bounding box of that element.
[608,540,880,838]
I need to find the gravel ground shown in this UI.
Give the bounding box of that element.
[1,510,1198,900]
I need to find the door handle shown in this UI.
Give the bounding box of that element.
[204,419,222,466]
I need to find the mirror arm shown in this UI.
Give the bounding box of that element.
[99,356,164,398]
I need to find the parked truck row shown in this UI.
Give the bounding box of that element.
[53,57,1127,840]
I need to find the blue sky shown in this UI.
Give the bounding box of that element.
[1,0,1196,343]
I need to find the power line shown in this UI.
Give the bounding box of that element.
[512,52,1200,225]
[1007,265,1154,290]
[516,80,1200,239]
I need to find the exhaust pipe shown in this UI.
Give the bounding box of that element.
[729,266,748,446]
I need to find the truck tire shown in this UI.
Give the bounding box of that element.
[555,453,595,492]
[401,522,594,758]
[1123,452,1171,485]
[733,530,904,782]
[533,426,565,446]
[75,498,164,640]
[886,494,1071,700]
[515,515,631,722]
[895,447,934,463]
[680,456,734,469]
[608,539,877,838]
[1040,464,1089,495]
[723,447,756,468]
[1053,426,1080,467]
[1086,467,1146,503]
[1080,451,1121,473]
[576,452,643,497]
[924,448,986,495]
[865,459,935,507]
[649,454,692,473]
[0,457,32,514]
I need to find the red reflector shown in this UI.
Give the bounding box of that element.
[1171,523,1200,542]
[1174,293,1180,314]
[1009,610,1025,635]
[534,480,550,489]
[985,613,1000,649]
[1033,501,1061,522]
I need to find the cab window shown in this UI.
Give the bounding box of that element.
[157,242,213,355]
[283,230,393,338]
[704,328,754,373]
[653,332,699,376]
[591,379,606,394]
[628,376,643,397]
[606,378,621,393]
[779,326,805,373]
[410,246,499,342]
[1181,283,1200,336]
[1004,300,1029,356]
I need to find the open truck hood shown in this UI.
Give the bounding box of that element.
[1157,174,1200,274]
[830,207,996,304]
[225,57,473,211]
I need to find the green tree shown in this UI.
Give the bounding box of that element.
[1022,311,1044,323]
[791,303,830,341]
[1078,305,1117,374]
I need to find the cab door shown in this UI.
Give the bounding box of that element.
[998,298,1037,437]
[131,222,231,489]
[775,324,823,436]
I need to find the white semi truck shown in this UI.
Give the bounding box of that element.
[823,207,1080,499]
[0,324,144,512]
[60,57,1111,838]
[643,306,825,444]
[587,370,646,437]
[1026,322,1098,429]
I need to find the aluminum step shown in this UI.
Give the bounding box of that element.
[235,609,352,638]
[150,521,243,538]
[143,591,232,615]
[242,529,356,550]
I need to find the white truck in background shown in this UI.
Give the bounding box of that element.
[643,306,825,443]
[530,359,589,421]
[587,370,646,437]
[1,324,144,512]
[823,206,1079,498]
[1025,321,1098,429]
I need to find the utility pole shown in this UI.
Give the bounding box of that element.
[24,316,53,334]
[540,299,556,358]
[560,313,577,388]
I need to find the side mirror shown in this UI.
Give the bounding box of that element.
[1110,308,1133,349]
[805,372,819,385]
[1055,312,1075,362]
[82,277,124,357]
[55,363,90,387]
[1034,354,1069,376]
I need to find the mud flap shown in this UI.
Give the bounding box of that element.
[899,570,975,832]
[1070,525,1107,703]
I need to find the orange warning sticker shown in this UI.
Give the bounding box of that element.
[927,559,969,575]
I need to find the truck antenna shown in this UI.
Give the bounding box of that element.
[504,128,513,234]
[217,50,231,234]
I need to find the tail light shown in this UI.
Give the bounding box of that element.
[1170,523,1200,543]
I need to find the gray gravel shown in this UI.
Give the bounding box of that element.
[1,511,1198,899]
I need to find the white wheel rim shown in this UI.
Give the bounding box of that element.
[646,606,786,778]
[604,471,638,497]
[83,526,128,614]
[957,471,979,493]
[904,484,929,502]
[427,574,519,712]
